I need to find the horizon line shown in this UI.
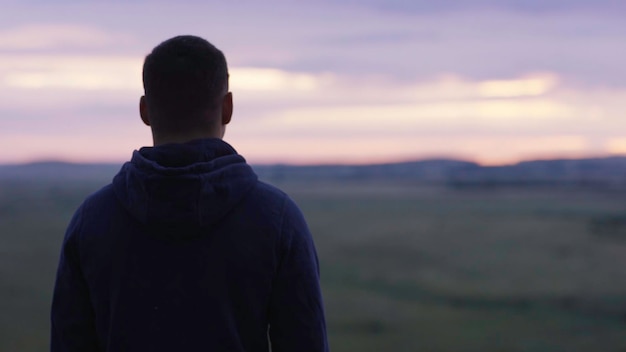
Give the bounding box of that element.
[3,153,626,169]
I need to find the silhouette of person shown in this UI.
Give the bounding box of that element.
[51,35,328,352]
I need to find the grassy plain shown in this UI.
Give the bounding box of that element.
[1,177,626,351]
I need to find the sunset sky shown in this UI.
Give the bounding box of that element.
[1,0,626,165]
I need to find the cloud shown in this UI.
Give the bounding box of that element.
[1,1,626,164]
[230,68,322,91]
[0,128,150,164]
[228,132,590,166]
[266,99,573,133]
[1,65,624,164]
[234,73,569,132]
[0,54,326,93]
[1,55,141,90]
[477,75,558,98]
[0,24,133,50]
[329,0,626,14]
[3,3,625,87]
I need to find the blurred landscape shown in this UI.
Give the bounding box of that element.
[2,159,626,351]
[3,1,626,351]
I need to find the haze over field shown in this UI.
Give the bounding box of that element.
[1,0,626,165]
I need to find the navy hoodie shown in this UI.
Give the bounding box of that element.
[51,139,328,352]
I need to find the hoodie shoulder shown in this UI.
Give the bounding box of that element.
[76,184,122,234]
[252,181,289,202]
[227,180,293,232]
[241,181,289,216]
[243,181,310,234]
[81,184,118,213]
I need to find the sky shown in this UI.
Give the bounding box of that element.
[1,0,626,165]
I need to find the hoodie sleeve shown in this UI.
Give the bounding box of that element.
[51,205,100,352]
[268,197,329,352]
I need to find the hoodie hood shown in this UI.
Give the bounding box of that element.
[112,138,258,236]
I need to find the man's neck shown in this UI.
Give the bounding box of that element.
[152,132,222,146]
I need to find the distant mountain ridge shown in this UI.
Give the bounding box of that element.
[3,157,626,188]
[449,157,626,188]
[0,162,121,181]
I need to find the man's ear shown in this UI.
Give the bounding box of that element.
[221,92,233,126]
[139,96,151,126]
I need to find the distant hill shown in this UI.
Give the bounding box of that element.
[0,162,120,182]
[3,157,626,189]
[448,157,626,189]
[253,159,479,183]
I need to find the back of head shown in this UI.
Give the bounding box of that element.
[142,35,229,134]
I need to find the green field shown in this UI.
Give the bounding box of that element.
[2,177,626,351]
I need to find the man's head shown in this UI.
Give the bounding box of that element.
[140,35,232,144]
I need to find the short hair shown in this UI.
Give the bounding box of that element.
[142,35,229,131]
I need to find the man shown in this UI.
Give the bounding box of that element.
[51,35,328,352]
